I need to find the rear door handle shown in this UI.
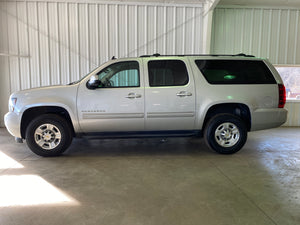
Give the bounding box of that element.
[176,91,192,97]
[125,93,142,99]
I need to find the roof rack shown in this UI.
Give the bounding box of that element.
[140,53,255,58]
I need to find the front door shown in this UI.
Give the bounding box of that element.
[77,60,144,133]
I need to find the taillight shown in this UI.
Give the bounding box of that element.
[278,84,286,108]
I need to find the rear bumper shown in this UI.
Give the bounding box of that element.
[4,112,22,138]
[251,108,288,131]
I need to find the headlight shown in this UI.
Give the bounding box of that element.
[9,98,17,112]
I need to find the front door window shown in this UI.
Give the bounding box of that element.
[97,61,140,88]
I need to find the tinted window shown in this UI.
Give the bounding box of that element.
[97,61,139,88]
[148,60,189,86]
[195,60,276,84]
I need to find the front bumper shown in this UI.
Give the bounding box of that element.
[4,112,22,138]
[251,108,288,131]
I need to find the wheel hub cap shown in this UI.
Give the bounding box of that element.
[34,124,62,150]
[221,129,232,139]
[215,122,240,147]
[42,131,54,142]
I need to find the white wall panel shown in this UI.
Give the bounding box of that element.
[283,102,300,126]
[211,7,300,65]
[0,0,204,126]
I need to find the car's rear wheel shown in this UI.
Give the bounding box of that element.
[204,114,247,154]
[25,114,73,157]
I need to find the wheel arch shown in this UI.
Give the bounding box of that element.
[202,103,251,131]
[21,106,75,139]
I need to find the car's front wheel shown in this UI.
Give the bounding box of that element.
[25,114,73,157]
[204,114,247,154]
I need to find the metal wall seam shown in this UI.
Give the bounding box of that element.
[26,1,32,88]
[85,3,89,72]
[239,9,245,53]
[36,2,41,87]
[191,7,195,54]
[182,7,186,54]
[41,2,50,86]
[67,2,71,82]
[5,1,12,94]
[47,2,51,85]
[87,3,91,70]
[284,10,290,64]
[17,2,29,90]
[163,6,167,55]
[105,4,108,59]
[154,6,157,53]
[144,5,147,54]
[16,2,21,91]
[134,5,138,56]
[56,2,61,84]
[249,9,254,54]
[294,10,299,64]
[276,10,281,64]
[7,1,19,93]
[172,7,176,54]
[219,8,224,53]
[96,4,99,66]
[125,4,128,56]
[258,9,263,57]
[115,4,118,59]
[267,9,272,59]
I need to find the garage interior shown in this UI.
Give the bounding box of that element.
[0,0,300,225]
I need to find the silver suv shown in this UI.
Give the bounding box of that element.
[4,54,288,156]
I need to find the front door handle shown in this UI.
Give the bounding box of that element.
[125,93,142,99]
[176,91,192,97]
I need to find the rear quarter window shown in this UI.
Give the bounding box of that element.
[195,60,276,84]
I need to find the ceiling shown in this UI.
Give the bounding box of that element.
[109,0,300,8]
[219,0,300,8]
[115,0,207,4]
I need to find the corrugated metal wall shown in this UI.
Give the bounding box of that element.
[211,6,300,65]
[0,0,204,126]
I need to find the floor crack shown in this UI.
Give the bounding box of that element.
[210,160,279,225]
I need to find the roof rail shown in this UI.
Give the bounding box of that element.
[140,53,255,58]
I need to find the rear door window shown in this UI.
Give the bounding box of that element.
[195,60,276,84]
[148,60,189,86]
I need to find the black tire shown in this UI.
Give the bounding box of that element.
[25,114,73,157]
[204,114,247,154]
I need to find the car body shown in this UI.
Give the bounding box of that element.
[4,54,288,156]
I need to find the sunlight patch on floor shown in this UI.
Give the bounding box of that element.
[0,175,80,207]
[0,151,24,169]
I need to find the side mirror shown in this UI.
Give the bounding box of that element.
[86,75,101,90]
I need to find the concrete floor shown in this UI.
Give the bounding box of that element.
[0,127,299,225]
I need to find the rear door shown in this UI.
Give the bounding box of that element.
[144,58,196,131]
